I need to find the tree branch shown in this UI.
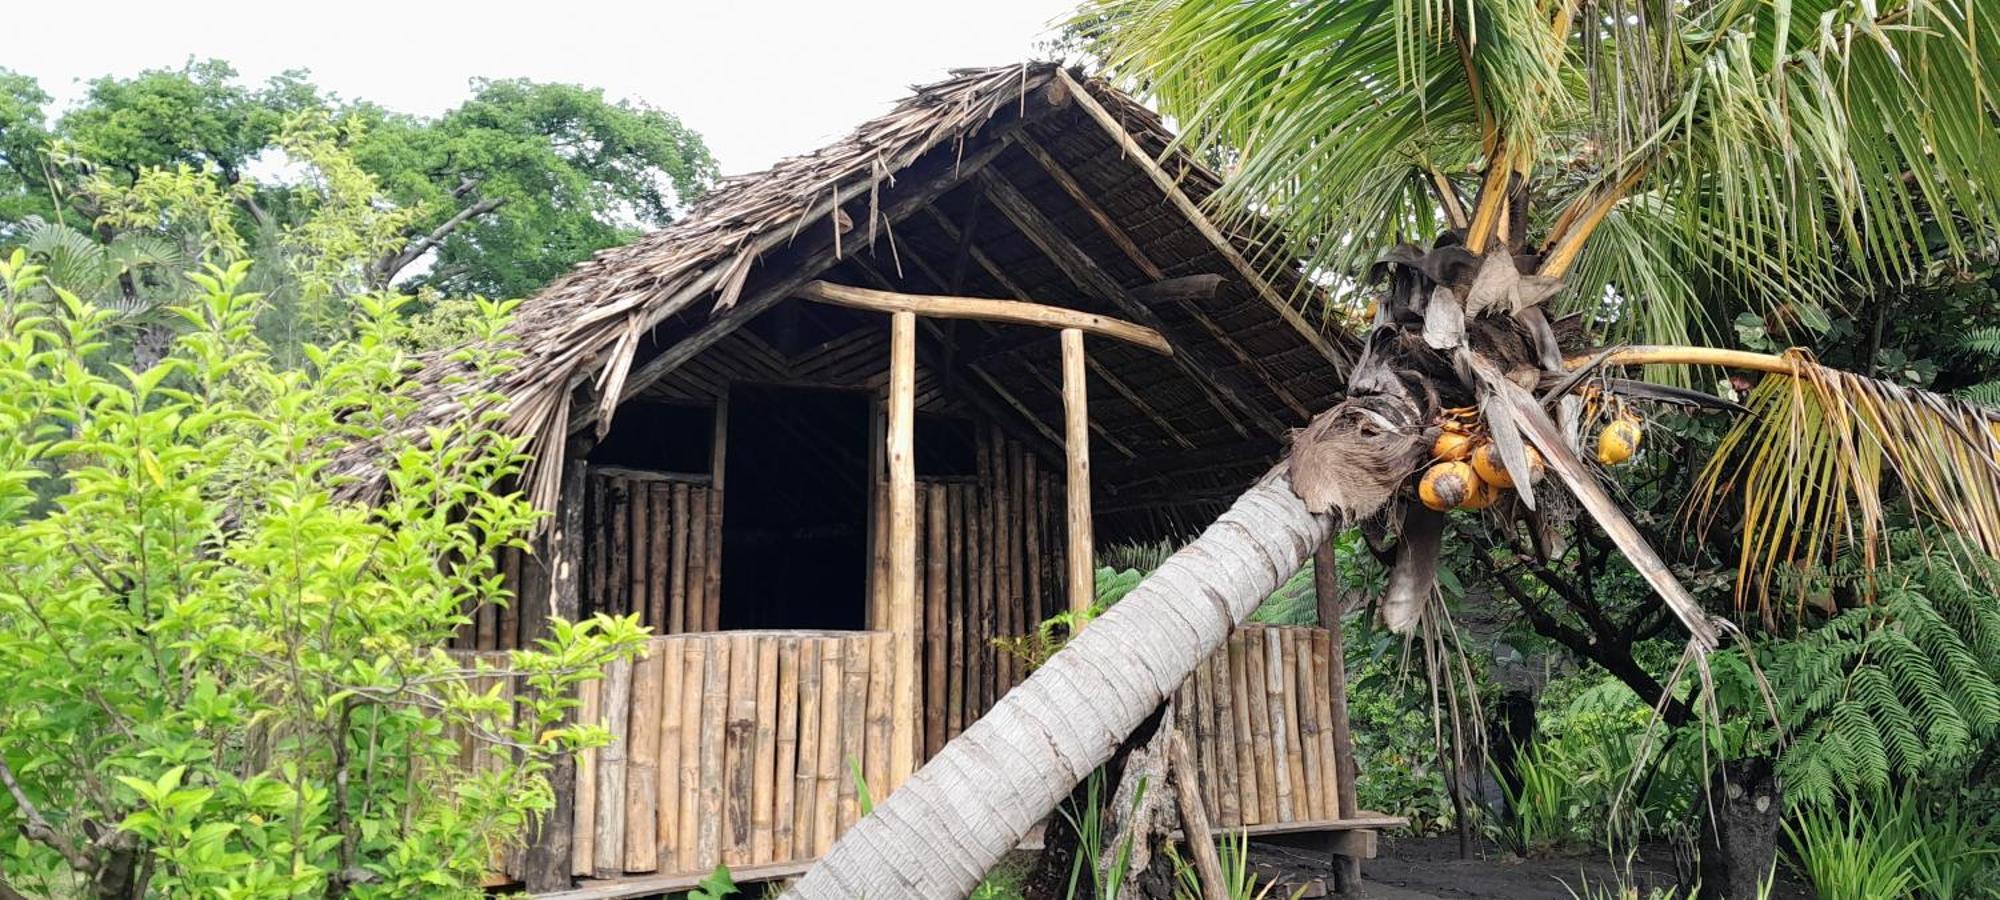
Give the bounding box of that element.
[371,196,508,287]
[0,753,94,874]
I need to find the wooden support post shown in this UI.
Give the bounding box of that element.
[1061,328,1094,619]
[524,456,588,892]
[1314,537,1363,894]
[887,310,919,788]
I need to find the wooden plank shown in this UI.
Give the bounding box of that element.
[655,639,685,871]
[887,309,918,789]
[751,635,780,864]
[624,645,662,873]
[535,859,819,900]
[594,658,631,878]
[862,631,892,808]
[526,457,588,892]
[669,483,689,634]
[694,638,729,869]
[1059,328,1095,621]
[772,637,802,862]
[813,639,843,855]
[790,638,824,859]
[723,634,757,866]
[925,483,949,758]
[675,641,704,873]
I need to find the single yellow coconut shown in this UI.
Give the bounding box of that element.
[1470,442,1542,489]
[1597,416,1643,465]
[1432,427,1476,462]
[1418,461,1479,511]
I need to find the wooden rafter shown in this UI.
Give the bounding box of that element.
[899,215,1203,451]
[1014,132,1314,422]
[1053,70,1352,374]
[975,166,1290,441]
[569,127,1020,436]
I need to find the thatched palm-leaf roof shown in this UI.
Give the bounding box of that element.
[338,63,1359,538]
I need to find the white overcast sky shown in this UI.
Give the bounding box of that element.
[12,0,1080,175]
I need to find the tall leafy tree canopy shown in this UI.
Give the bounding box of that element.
[0,60,719,299]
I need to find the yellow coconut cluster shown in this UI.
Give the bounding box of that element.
[1416,407,1645,512]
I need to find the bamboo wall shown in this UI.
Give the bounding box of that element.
[1171,624,1345,828]
[569,632,893,880]
[873,426,1065,759]
[585,470,722,634]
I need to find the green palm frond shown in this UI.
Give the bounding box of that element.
[1083,0,1998,338]
[19,218,114,297]
[1692,351,2000,612]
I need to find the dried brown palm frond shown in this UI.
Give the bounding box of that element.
[1691,349,2000,615]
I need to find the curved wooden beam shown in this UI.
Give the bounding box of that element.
[794,280,1174,356]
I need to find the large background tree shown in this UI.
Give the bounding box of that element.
[0,60,719,301]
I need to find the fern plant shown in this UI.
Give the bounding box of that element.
[1764,542,2000,807]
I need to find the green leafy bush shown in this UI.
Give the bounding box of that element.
[0,251,645,898]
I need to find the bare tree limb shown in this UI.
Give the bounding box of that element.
[370,196,508,287]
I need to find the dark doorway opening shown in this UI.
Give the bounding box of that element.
[719,385,871,630]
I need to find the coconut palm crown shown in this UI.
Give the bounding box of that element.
[1079,0,2000,628]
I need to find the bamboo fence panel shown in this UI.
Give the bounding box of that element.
[1171,625,1351,830]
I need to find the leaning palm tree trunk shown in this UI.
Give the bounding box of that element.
[783,472,1327,899]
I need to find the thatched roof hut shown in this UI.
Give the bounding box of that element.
[415,65,1399,895]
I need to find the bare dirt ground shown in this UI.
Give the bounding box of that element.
[1246,835,1813,899]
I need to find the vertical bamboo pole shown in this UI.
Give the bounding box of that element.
[686,487,708,633]
[648,483,670,630]
[946,484,967,738]
[706,397,728,631]
[814,640,844,854]
[1060,328,1093,620]
[924,484,948,758]
[772,636,801,862]
[886,310,918,789]
[675,640,704,872]
[694,638,729,869]
[752,635,780,863]
[669,482,689,634]
[624,644,662,872]
[656,638,685,871]
[630,484,651,630]
[790,638,823,860]
[572,677,601,876]
[723,634,756,866]
[594,657,631,877]
[1211,650,1241,827]
[1314,540,1362,892]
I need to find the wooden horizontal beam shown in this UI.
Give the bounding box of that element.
[795,280,1172,356]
